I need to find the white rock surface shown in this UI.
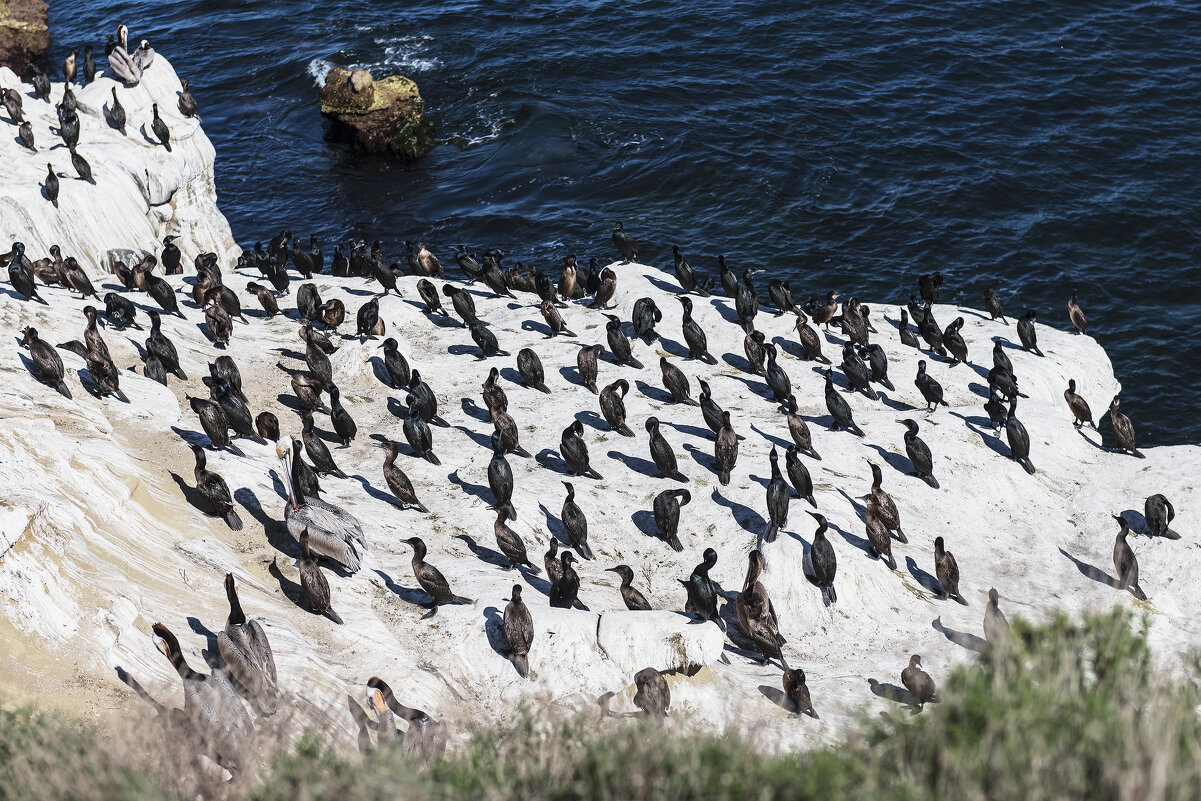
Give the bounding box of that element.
[0,56,237,277]
[0,249,1195,752]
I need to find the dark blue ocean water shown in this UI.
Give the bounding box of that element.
[49,1,1201,446]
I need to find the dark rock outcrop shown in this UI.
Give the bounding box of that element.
[318,66,436,159]
[0,0,48,71]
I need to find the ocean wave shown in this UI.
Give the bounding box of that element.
[308,36,440,87]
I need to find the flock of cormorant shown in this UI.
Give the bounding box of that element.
[1,31,1183,775]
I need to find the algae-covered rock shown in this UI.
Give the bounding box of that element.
[318,67,435,159]
[0,0,48,71]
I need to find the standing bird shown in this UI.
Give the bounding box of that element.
[901,419,939,488]
[561,419,602,480]
[612,221,637,263]
[379,441,427,512]
[470,319,508,358]
[660,356,698,406]
[328,385,357,447]
[589,267,617,309]
[632,297,661,342]
[808,512,837,604]
[983,588,1009,644]
[918,271,943,303]
[62,48,78,83]
[179,78,199,117]
[539,298,574,336]
[1005,396,1035,475]
[301,412,345,478]
[1064,379,1095,429]
[151,623,253,772]
[487,431,516,517]
[150,103,171,151]
[697,378,725,437]
[378,339,410,391]
[405,537,470,610]
[503,585,533,678]
[914,360,948,412]
[943,317,968,366]
[21,328,70,397]
[298,530,342,623]
[605,315,642,368]
[898,308,920,349]
[561,481,593,560]
[516,348,549,393]
[867,462,905,542]
[69,145,93,184]
[577,344,603,393]
[191,446,242,530]
[44,163,59,208]
[633,667,670,716]
[17,120,33,150]
[550,551,588,610]
[646,417,686,481]
[146,311,187,380]
[599,379,634,436]
[544,538,563,587]
[934,537,967,604]
[794,311,830,363]
[785,445,816,508]
[735,268,760,327]
[859,343,895,391]
[1145,495,1177,539]
[736,550,788,668]
[677,296,716,363]
[255,412,279,442]
[901,655,937,710]
[1017,310,1043,356]
[983,288,1007,323]
[743,329,767,375]
[653,489,689,552]
[108,86,127,134]
[217,573,278,715]
[1113,515,1146,600]
[783,668,818,718]
[765,447,790,541]
[864,498,896,570]
[763,344,792,406]
[824,369,864,437]
[1068,288,1088,334]
[1107,395,1144,458]
[606,565,651,610]
[681,548,725,631]
[841,342,876,400]
[9,244,45,303]
[493,505,535,570]
[714,411,739,486]
[278,443,366,572]
[671,245,707,296]
[769,279,798,316]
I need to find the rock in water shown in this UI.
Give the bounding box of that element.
[318,66,436,159]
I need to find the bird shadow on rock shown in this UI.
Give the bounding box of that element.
[826,517,872,558]
[631,509,660,539]
[538,503,570,544]
[520,319,554,337]
[749,423,789,450]
[1122,509,1151,535]
[966,381,992,401]
[955,414,1012,459]
[771,336,806,361]
[1058,547,1120,589]
[349,474,404,508]
[746,472,772,491]
[905,556,943,595]
[498,366,526,387]
[864,444,914,478]
[455,534,509,569]
[710,487,767,535]
[758,684,790,710]
[454,424,492,450]
[867,678,915,705]
[448,469,492,504]
[967,362,991,382]
[644,275,682,295]
[606,449,660,478]
[267,558,305,609]
[482,606,510,659]
[576,409,609,433]
[725,373,773,401]
[368,356,394,387]
[932,616,988,653]
[721,352,754,373]
[235,485,294,556]
[448,344,482,359]
[169,425,209,449]
[1075,426,1108,453]
[682,443,720,479]
[708,298,741,325]
[877,393,916,412]
[277,348,307,362]
[373,568,430,607]
[663,420,713,440]
[835,489,868,524]
[186,616,223,670]
[656,335,690,359]
[634,380,674,405]
[458,397,489,422]
[535,448,572,475]
[114,667,173,719]
[278,393,321,415]
[168,471,219,521]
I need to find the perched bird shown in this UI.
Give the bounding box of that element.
[901,655,937,709]
[1064,379,1095,429]
[216,573,278,715]
[107,87,127,134]
[17,120,33,150]
[1068,288,1088,334]
[934,536,967,604]
[560,481,593,560]
[678,296,716,363]
[901,419,939,489]
[150,103,171,151]
[191,446,242,530]
[612,221,637,262]
[577,344,603,393]
[982,288,1007,323]
[646,417,686,481]
[736,549,788,668]
[503,585,533,678]
[1107,395,1144,458]
[660,356,698,406]
[714,411,739,486]
[1005,396,1036,475]
[914,360,948,412]
[824,369,864,437]
[764,447,789,541]
[298,530,343,624]
[681,547,724,631]
[652,489,689,552]
[550,551,588,610]
[1113,515,1146,600]
[633,667,669,716]
[179,77,199,118]
[405,536,471,611]
[63,48,78,83]
[44,163,59,208]
[1145,494,1177,539]
[808,512,837,604]
[21,327,69,397]
[983,588,1008,645]
[1017,310,1043,356]
[606,565,651,610]
[783,668,818,718]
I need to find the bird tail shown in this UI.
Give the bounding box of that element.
[617,424,634,437]
[574,600,590,611]
[227,443,246,458]
[172,367,187,380]
[894,528,908,544]
[587,468,603,480]
[628,357,644,370]
[55,381,71,399]
[424,451,441,466]
[851,424,865,438]
[332,468,348,479]
[719,471,730,486]
[115,388,131,403]
[956,594,969,606]
[325,608,344,625]
[886,553,898,571]
[765,523,778,543]
[669,471,687,482]
[577,543,595,560]
[1132,585,1147,602]
[667,534,683,552]
[881,379,896,391]
[512,654,529,679]
[225,510,243,531]
[514,446,531,458]
[715,616,727,633]
[925,475,941,489]
[804,494,816,508]
[702,353,717,365]
[536,383,551,394]
[824,585,837,604]
[1132,448,1146,459]
[452,595,472,605]
[174,309,186,319]
[1021,459,1036,475]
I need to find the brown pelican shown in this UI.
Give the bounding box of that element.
[216,573,278,716]
[152,623,252,771]
[366,677,447,764]
[277,442,365,572]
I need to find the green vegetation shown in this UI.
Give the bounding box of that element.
[3,610,1200,801]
